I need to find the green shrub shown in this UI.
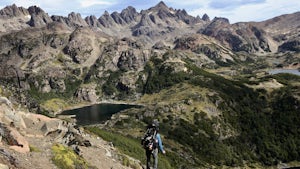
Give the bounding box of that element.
[29,145,41,152]
[52,144,88,169]
[86,127,175,169]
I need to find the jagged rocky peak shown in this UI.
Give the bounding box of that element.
[175,9,188,19]
[28,5,45,15]
[138,13,155,27]
[103,10,110,16]
[202,13,210,22]
[212,17,230,24]
[144,1,171,18]
[149,1,173,18]
[175,9,201,24]
[120,6,138,23]
[154,1,169,10]
[68,12,87,26]
[68,12,82,19]
[0,4,29,18]
[51,15,66,23]
[98,10,116,27]
[85,15,101,27]
[27,5,52,27]
[201,16,230,35]
[201,16,231,41]
[111,11,126,25]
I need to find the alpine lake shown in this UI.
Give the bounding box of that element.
[268,69,300,76]
[60,69,300,126]
[60,103,141,126]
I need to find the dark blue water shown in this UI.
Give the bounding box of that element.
[60,103,139,126]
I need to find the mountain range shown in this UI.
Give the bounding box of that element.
[0,1,299,169]
[0,2,299,53]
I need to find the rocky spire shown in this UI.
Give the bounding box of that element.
[120,6,138,23]
[202,13,210,22]
[138,13,155,27]
[111,12,126,25]
[155,1,168,9]
[212,17,230,24]
[68,12,88,26]
[150,1,170,12]
[98,11,116,28]
[28,5,44,15]
[85,15,101,27]
[27,6,52,27]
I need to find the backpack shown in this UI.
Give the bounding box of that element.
[141,126,158,151]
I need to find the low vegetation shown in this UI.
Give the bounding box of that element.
[96,61,300,168]
[52,144,93,169]
[86,127,179,169]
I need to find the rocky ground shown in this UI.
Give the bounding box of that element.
[0,96,135,169]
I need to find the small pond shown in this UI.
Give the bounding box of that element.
[268,69,300,76]
[60,103,140,126]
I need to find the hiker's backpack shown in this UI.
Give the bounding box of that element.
[141,126,158,151]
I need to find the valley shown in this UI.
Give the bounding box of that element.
[0,1,299,169]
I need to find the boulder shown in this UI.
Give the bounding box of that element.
[0,149,17,167]
[8,127,29,153]
[0,123,29,153]
[0,98,26,129]
[0,97,12,110]
[40,120,66,136]
[74,86,98,103]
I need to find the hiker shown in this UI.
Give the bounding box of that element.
[141,119,166,169]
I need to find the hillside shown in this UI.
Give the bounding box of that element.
[0,1,299,169]
[0,96,134,168]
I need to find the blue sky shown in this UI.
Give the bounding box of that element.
[0,0,299,23]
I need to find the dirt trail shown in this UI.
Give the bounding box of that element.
[1,133,132,169]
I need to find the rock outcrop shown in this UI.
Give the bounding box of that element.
[67,12,87,27]
[27,6,52,27]
[278,40,300,52]
[84,15,101,27]
[202,17,271,53]
[0,96,132,168]
[0,4,29,18]
[74,85,98,103]
[202,13,210,22]
[120,6,139,23]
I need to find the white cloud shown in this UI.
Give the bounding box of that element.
[165,0,205,6]
[208,0,265,9]
[12,0,40,7]
[189,0,300,23]
[30,0,116,16]
[4,0,70,9]
[79,0,114,8]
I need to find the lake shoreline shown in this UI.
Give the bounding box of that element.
[59,101,142,126]
[55,99,144,115]
[268,68,300,76]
